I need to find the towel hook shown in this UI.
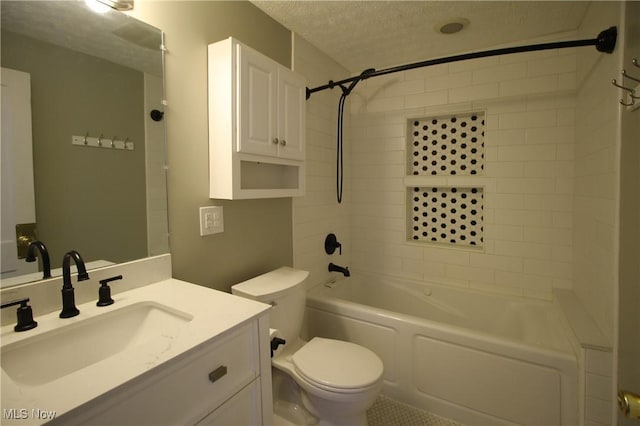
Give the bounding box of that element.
[612,79,637,107]
[619,97,635,107]
[622,69,640,84]
[612,79,639,98]
[83,132,89,145]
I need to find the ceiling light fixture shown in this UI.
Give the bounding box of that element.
[86,0,134,13]
[438,18,469,35]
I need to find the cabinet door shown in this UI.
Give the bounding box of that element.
[277,69,306,160]
[238,44,278,157]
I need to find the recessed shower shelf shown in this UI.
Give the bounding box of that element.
[408,186,484,247]
[405,111,486,248]
[403,175,496,191]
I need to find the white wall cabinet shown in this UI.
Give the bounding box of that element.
[209,37,306,199]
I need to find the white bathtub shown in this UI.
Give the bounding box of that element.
[304,274,578,426]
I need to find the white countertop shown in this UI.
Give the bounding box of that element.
[0,278,270,423]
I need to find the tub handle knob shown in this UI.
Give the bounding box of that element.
[325,233,342,255]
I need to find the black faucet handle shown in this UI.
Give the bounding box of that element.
[325,233,342,255]
[1,298,38,332]
[97,275,122,307]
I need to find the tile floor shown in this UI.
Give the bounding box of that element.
[274,394,463,426]
[367,395,463,426]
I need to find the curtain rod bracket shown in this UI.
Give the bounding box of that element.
[596,26,617,53]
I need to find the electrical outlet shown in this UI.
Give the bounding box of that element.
[199,206,223,236]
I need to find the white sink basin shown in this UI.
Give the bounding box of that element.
[1,302,193,386]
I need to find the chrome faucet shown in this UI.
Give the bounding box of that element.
[60,250,89,318]
[328,262,350,277]
[26,240,52,279]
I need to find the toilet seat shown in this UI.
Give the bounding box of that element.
[291,337,383,393]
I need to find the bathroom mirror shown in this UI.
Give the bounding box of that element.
[0,1,168,288]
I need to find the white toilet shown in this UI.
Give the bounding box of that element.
[231,267,383,426]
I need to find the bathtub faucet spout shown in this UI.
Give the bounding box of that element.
[328,262,350,277]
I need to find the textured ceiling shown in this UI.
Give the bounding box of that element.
[250,1,591,73]
[1,1,162,76]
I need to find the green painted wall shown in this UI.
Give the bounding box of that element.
[130,1,294,291]
[2,30,147,268]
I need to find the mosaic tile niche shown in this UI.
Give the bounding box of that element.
[409,187,484,247]
[408,112,485,176]
[407,112,485,247]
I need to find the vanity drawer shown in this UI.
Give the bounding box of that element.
[64,321,260,425]
[196,378,261,425]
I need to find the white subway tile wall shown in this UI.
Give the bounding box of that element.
[584,349,614,426]
[292,7,621,421]
[350,39,578,299]
[573,3,621,346]
[292,35,352,289]
[293,22,618,323]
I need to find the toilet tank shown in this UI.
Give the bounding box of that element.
[231,267,309,344]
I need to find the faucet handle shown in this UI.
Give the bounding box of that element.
[97,275,122,307]
[325,233,342,255]
[1,298,38,332]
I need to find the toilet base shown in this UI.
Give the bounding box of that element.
[271,338,382,426]
[273,368,318,425]
[300,391,368,426]
[299,384,377,426]
[274,400,317,426]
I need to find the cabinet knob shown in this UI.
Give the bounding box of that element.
[272,138,279,145]
[280,139,287,146]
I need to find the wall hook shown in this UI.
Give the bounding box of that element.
[619,97,635,107]
[622,69,640,84]
[84,132,89,145]
[612,79,639,99]
[632,58,639,69]
[612,79,637,107]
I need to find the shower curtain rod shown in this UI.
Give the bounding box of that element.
[305,26,618,99]
[316,26,617,204]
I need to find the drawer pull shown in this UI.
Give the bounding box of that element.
[208,365,228,383]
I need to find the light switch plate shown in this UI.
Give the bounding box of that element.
[199,206,223,236]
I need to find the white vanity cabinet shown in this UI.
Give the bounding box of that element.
[208,37,306,199]
[50,319,270,426]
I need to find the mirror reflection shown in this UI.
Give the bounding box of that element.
[1,1,168,288]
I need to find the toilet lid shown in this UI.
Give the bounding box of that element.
[292,337,383,390]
